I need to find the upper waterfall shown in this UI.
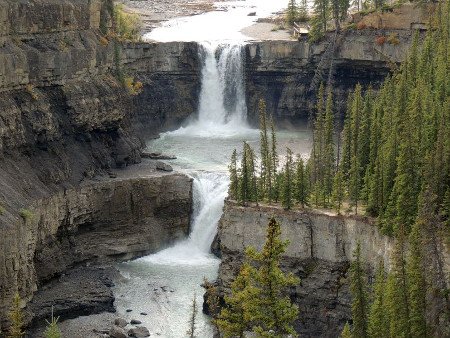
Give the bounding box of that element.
[168,42,252,137]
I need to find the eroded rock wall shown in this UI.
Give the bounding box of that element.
[245,30,413,124]
[216,202,393,337]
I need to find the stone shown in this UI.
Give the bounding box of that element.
[140,312,148,316]
[114,318,128,328]
[247,12,256,16]
[130,319,142,325]
[126,309,133,313]
[155,161,173,172]
[142,152,177,160]
[109,325,127,338]
[128,326,151,338]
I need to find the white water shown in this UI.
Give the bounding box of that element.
[169,41,252,138]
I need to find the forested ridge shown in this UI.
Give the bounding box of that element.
[227,1,449,336]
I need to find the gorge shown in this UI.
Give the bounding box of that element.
[0,0,448,337]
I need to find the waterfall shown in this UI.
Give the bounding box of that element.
[169,42,250,137]
[141,172,228,265]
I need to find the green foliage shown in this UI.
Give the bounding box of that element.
[286,0,299,25]
[367,261,389,338]
[218,218,299,337]
[44,309,62,338]
[19,209,33,222]
[8,293,24,338]
[340,322,352,338]
[331,166,344,213]
[229,149,239,200]
[281,148,294,210]
[186,293,198,338]
[295,157,308,207]
[113,4,142,41]
[349,243,368,338]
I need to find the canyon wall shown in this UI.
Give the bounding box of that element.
[245,30,412,123]
[215,202,450,337]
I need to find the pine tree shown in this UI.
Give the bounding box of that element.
[407,221,427,338]
[282,148,294,210]
[245,218,299,336]
[229,149,239,200]
[8,293,24,338]
[349,243,368,338]
[295,157,308,207]
[286,0,299,25]
[348,155,361,214]
[312,0,329,37]
[187,293,198,338]
[259,99,271,201]
[340,322,352,338]
[239,142,250,206]
[44,307,62,338]
[245,143,259,204]
[331,166,344,214]
[367,261,389,338]
[216,263,254,338]
[270,117,279,202]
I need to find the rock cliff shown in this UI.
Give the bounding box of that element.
[244,30,413,123]
[215,202,450,337]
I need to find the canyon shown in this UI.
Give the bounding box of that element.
[0,0,442,336]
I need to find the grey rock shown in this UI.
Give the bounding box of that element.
[114,318,128,328]
[155,161,173,172]
[140,312,148,316]
[142,152,177,160]
[130,319,142,325]
[128,326,151,338]
[126,309,133,313]
[247,12,256,16]
[109,325,127,338]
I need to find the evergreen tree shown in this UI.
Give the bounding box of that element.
[367,261,389,338]
[8,293,24,338]
[340,322,352,338]
[295,157,308,207]
[331,166,344,214]
[259,99,271,201]
[270,117,279,202]
[407,221,427,338]
[245,143,259,204]
[312,0,329,36]
[282,148,294,210]
[239,142,250,206]
[187,293,198,338]
[286,0,299,25]
[216,263,254,338]
[348,155,361,214]
[229,149,239,200]
[245,218,299,336]
[44,307,62,338]
[349,243,368,338]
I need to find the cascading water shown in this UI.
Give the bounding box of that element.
[170,42,251,137]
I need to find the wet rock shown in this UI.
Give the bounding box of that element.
[109,325,127,338]
[128,326,151,338]
[140,312,148,315]
[114,318,128,328]
[130,319,142,325]
[126,309,133,313]
[247,12,256,16]
[142,151,177,160]
[155,161,173,172]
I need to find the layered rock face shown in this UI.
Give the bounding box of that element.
[244,31,412,124]
[216,202,394,337]
[0,0,198,328]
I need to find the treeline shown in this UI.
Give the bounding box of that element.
[228,100,308,210]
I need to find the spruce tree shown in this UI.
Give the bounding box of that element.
[229,149,239,200]
[259,99,271,201]
[282,148,294,210]
[295,157,308,207]
[44,308,62,338]
[286,0,299,25]
[216,263,254,338]
[270,117,279,202]
[349,243,368,338]
[340,322,352,338]
[239,142,250,206]
[367,261,389,338]
[331,166,344,214]
[8,293,24,338]
[245,218,299,336]
[407,221,427,338]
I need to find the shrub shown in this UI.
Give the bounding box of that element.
[376,36,387,45]
[356,22,367,30]
[44,307,62,338]
[124,76,143,96]
[19,208,34,222]
[113,4,142,41]
[26,84,38,100]
[345,23,357,30]
[99,36,109,46]
[387,32,400,45]
[8,293,25,338]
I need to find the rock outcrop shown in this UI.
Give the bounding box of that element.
[215,202,449,337]
[244,30,413,124]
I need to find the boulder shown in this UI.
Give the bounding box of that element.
[155,161,173,172]
[142,151,177,160]
[128,326,151,337]
[130,319,142,325]
[109,325,127,338]
[247,12,256,16]
[114,318,128,328]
